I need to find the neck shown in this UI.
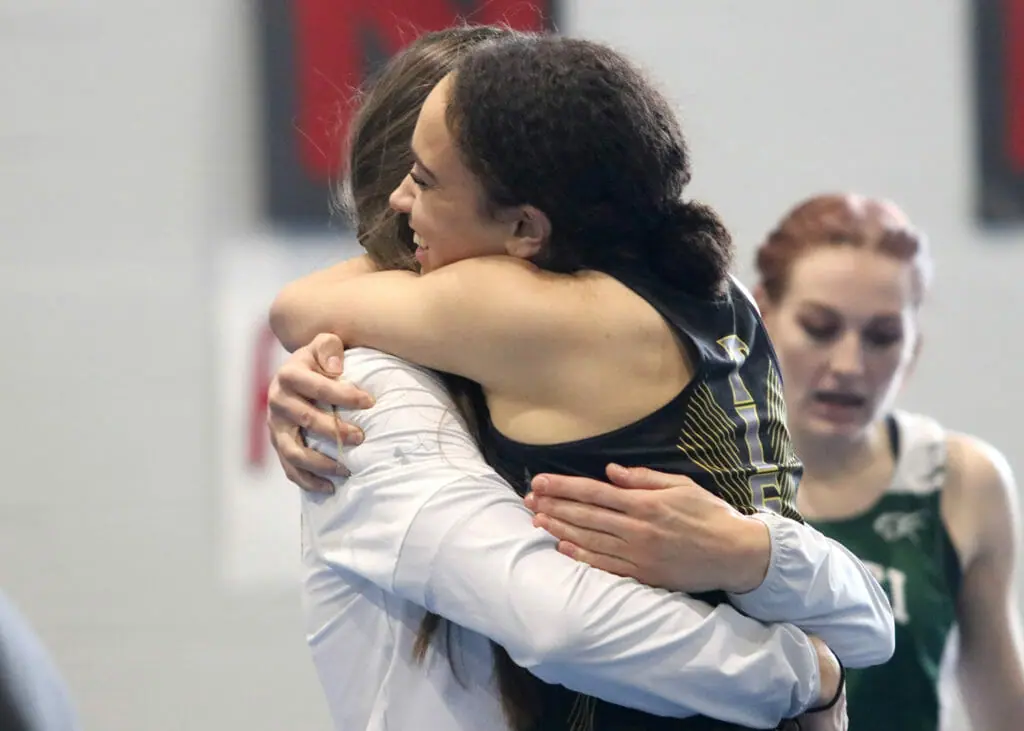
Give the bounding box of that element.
[792,420,888,486]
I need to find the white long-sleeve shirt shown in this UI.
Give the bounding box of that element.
[301,348,893,731]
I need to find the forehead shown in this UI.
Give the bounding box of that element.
[411,75,455,161]
[787,247,916,315]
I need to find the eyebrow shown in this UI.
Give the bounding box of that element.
[797,301,837,316]
[800,300,903,323]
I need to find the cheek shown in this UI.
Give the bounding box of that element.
[449,219,505,258]
[438,232,487,265]
[767,326,819,388]
[414,193,438,227]
[864,350,911,396]
[431,230,492,269]
[418,195,506,266]
[779,351,822,399]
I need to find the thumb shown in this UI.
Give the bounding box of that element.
[311,333,345,376]
[605,463,677,490]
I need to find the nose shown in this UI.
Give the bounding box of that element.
[828,332,866,377]
[389,175,415,214]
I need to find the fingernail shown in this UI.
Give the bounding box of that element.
[348,430,364,446]
[336,464,351,478]
[326,357,342,374]
[524,493,536,509]
[361,395,375,408]
[532,475,549,491]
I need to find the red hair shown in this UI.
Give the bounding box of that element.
[755,193,934,305]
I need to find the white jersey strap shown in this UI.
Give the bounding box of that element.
[889,411,947,496]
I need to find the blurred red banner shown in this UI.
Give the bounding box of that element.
[259,0,559,228]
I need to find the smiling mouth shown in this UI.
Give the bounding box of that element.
[396,215,416,249]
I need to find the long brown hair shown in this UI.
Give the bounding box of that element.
[340,24,542,730]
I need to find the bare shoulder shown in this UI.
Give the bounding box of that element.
[945,432,1021,563]
[431,256,663,338]
[946,432,1017,503]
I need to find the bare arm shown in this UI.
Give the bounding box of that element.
[269,255,378,352]
[952,437,1024,731]
[268,255,583,387]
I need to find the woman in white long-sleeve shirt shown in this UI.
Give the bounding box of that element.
[265,25,892,731]
[289,342,888,730]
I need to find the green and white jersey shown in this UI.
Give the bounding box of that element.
[810,411,961,731]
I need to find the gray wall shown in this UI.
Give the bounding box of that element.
[0,1,1017,729]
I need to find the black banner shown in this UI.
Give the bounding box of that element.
[975,0,1024,225]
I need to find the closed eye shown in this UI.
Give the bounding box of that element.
[410,170,430,190]
[800,321,839,343]
[863,329,903,348]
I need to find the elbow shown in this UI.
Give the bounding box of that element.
[867,607,897,666]
[268,287,310,353]
[503,617,583,671]
[842,603,896,669]
[859,575,898,667]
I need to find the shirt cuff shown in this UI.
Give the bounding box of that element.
[725,511,798,613]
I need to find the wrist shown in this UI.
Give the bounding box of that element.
[722,514,772,594]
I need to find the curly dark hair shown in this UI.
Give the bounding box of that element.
[446,34,733,298]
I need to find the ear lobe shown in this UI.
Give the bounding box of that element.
[507,205,550,259]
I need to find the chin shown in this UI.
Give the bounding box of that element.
[418,254,438,274]
[799,413,873,442]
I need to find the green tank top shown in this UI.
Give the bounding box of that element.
[809,412,961,731]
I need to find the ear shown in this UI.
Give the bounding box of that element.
[505,205,550,260]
